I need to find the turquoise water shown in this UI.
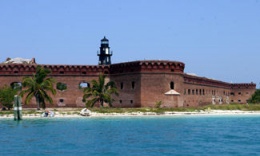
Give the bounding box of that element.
[0,115,260,156]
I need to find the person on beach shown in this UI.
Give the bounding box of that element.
[44,110,49,117]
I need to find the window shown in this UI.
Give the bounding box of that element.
[188,89,191,95]
[10,82,22,90]
[79,82,90,89]
[120,82,124,90]
[105,48,109,54]
[132,81,135,89]
[59,99,64,103]
[59,71,64,74]
[119,100,122,104]
[56,82,67,91]
[130,100,133,104]
[170,81,174,89]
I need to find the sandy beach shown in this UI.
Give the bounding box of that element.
[1,109,260,119]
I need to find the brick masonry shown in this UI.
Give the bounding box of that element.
[0,59,256,108]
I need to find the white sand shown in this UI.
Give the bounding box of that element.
[1,110,260,119]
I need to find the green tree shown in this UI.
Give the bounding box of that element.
[0,85,18,110]
[20,66,56,110]
[248,89,260,104]
[83,74,118,107]
[56,82,67,91]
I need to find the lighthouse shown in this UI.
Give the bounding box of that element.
[98,36,112,65]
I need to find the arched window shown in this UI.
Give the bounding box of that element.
[79,82,90,89]
[120,82,124,90]
[170,81,174,89]
[56,82,67,91]
[10,82,22,90]
[132,81,135,89]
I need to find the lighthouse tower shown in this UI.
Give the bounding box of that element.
[98,36,112,65]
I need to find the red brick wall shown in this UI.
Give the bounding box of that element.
[139,73,184,108]
[0,61,256,109]
[110,73,141,107]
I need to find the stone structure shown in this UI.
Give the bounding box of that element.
[0,37,256,108]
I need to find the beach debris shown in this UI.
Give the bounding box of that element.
[42,110,55,117]
[80,108,91,116]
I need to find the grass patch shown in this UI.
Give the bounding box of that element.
[89,107,202,114]
[1,103,260,116]
[200,103,260,111]
[0,111,13,115]
[88,103,260,113]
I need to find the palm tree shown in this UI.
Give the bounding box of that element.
[20,66,56,110]
[83,74,118,107]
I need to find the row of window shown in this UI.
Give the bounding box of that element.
[184,89,206,95]
[10,81,90,91]
[12,81,139,92]
[119,81,175,90]
[56,82,91,91]
[11,80,175,91]
[120,81,136,90]
[184,89,231,96]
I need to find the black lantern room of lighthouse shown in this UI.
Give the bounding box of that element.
[98,36,113,65]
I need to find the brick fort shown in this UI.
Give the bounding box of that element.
[0,37,256,108]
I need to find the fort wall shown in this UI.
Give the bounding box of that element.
[0,59,256,108]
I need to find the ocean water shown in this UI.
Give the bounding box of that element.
[0,115,260,156]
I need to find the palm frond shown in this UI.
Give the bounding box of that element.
[82,74,119,108]
[20,66,56,109]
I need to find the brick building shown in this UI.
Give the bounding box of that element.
[0,37,256,108]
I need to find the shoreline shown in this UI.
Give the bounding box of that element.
[1,110,260,119]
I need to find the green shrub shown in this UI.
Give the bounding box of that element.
[248,89,260,104]
[56,82,67,91]
[154,101,162,108]
[0,85,18,110]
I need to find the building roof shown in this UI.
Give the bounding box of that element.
[2,57,36,64]
[164,90,180,95]
[101,36,109,42]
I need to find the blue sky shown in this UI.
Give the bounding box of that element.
[0,0,259,87]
